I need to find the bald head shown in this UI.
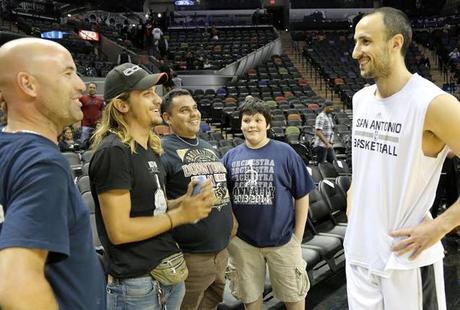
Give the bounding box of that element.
[0,37,85,135]
[0,38,70,89]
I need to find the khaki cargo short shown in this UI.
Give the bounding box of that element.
[227,235,310,303]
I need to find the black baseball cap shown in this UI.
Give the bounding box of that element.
[104,63,168,102]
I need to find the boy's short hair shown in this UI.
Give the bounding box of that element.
[239,96,271,126]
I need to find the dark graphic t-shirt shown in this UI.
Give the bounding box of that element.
[89,134,180,278]
[161,135,233,253]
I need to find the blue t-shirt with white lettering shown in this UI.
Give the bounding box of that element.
[222,139,314,247]
[0,132,106,309]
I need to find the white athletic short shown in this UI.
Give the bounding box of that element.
[346,261,446,310]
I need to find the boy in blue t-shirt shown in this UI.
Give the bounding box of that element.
[222,97,315,309]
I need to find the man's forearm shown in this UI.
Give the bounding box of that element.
[0,278,58,310]
[346,184,353,219]
[390,196,460,259]
[316,130,330,145]
[294,195,309,240]
[433,197,460,236]
[0,249,58,310]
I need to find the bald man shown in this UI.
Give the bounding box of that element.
[0,38,106,309]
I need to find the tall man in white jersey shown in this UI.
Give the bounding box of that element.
[346,7,460,310]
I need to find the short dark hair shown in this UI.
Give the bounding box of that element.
[239,96,271,126]
[366,7,412,56]
[161,88,192,114]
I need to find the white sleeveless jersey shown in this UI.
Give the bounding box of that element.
[345,73,448,277]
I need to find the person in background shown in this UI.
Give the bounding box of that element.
[79,82,104,146]
[58,126,79,152]
[158,58,175,91]
[157,34,169,59]
[448,47,460,61]
[313,101,336,163]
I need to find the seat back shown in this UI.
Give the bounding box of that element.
[77,175,91,194]
[218,145,233,157]
[81,150,94,163]
[81,162,90,176]
[318,162,338,179]
[306,165,323,184]
[287,113,302,121]
[285,126,300,136]
[81,190,95,213]
[319,180,346,215]
[308,189,335,226]
[335,175,351,196]
[90,213,103,251]
[333,159,350,175]
[287,119,303,127]
[63,152,81,166]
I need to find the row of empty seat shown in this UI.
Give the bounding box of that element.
[301,31,433,108]
[166,27,277,70]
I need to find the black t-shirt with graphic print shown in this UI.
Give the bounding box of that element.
[161,135,233,253]
[89,134,180,278]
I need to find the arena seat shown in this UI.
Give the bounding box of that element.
[81,162,90,176]
[319,180,348,225]
[318,162,339,180]
[301,223,344,272]
[335,175,351,196]
[81,150,94,163]
[90,213,104,253]
[77,175,91,194]
[62,152,82,175]
[332,159,350,176]
[81,191,96,214]
[308,189,346,241]
[306,165,323,185]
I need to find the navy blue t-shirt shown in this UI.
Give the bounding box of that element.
[0,132,106,309]
[222,139,315,247]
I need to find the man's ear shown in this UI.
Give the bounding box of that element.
[391,34,404,53]
[112,98,129,113]
[17,72,37,97]
[162,112,170,125]
[266,123,271,130]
